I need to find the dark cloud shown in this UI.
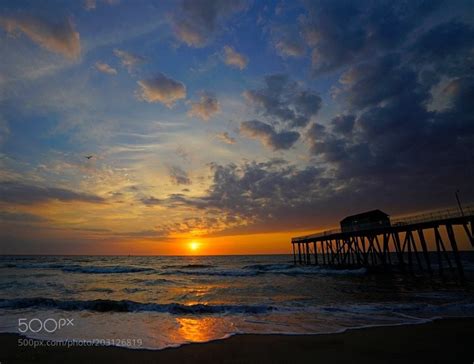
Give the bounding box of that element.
[168,165,192,185]
[185,159,330,230]
[172,0,247,47]
[0,181,105,205]
[338,53,423,110]
[0,211,47,223]
[243,74,322,128]
[240,120,300,150]
[241,73,321,150]
[331,114,355,135]
[306,47,474,198]
[301,0,440,74]
[157,157,466,235]
[443,76,474,113]
[410,20,474,76]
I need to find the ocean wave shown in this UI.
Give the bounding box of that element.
[242,263,367,275]
[163,264,215,269]
[61,265,154,274]
[314,301,474,317]
[0,298,275,314]
[122,288,147,294]
[86,288,115,293]
[160,269,257,277]
[243,263,295,271]
[130,278,175,286]
[2,262,69,269]
[158,265,367,277]
[1,262,154,274]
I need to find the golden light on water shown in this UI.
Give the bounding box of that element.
[175,317,230,343]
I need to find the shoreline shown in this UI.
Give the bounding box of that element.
[2,317,473,363]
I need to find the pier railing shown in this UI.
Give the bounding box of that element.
[391,205,474,226]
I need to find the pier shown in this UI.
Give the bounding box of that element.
[291,206,474,277]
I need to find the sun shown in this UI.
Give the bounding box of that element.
[189,241,200,252]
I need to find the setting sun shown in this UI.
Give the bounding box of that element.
[189,241,200,252]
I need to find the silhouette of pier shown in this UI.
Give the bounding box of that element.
[291,206,474,277]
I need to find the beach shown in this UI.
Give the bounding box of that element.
[2,318,473,363]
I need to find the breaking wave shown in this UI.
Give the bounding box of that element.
[0,298,275,314]
[2,262,154,274]
[61,265,153,274]
[160,265,367,277]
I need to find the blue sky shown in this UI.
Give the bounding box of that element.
[0,0,473,254]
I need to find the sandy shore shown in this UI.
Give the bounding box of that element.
[2,318,473,363]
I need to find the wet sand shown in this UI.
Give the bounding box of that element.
[2,318,472,363]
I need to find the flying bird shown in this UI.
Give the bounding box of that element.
[85,155,93,160]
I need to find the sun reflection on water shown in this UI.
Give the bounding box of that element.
[175,317,231,343]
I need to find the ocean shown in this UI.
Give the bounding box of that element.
[1,254,474,350]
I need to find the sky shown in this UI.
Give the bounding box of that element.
[0,0,473,255]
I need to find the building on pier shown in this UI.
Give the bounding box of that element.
[340,209,390,233]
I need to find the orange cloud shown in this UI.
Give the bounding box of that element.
[187,92,220,120]
[95,61,117,75]
[0,16,81,60]
[113,49,145,72]
[223,45,248,70]
[137,73,186,107]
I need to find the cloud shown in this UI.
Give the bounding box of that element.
[270,25,306,58]
[240,120,300,150]
[410,20,474,77]
[162,159,339,233]
[0,211,47,223]
[187,92,221,120]
[0,117,9,145]
[223,45,248,69]
[338,53,421,110]
[113,49,145,72]
[443,76,474,113]
[275,38,306,58]
[141,196,162,206]
[0,181,105,205]
[168,165,191,185]
[0,16,81,59]
[84,0,119,11]
[243,74,322,128]
[215,132,236,144]
[331,114,355,135]
[172,0,247,47]
[305,48,474,198]
[95,61,117,75]
[137,73,186,107]
[301,0,439,74]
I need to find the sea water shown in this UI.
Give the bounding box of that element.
[1,254,473,349]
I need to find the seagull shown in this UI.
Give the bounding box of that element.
[85,155,93,160]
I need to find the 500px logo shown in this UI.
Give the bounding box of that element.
[18,318,75,333]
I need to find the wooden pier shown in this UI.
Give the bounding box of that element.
[291,206,474,277]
